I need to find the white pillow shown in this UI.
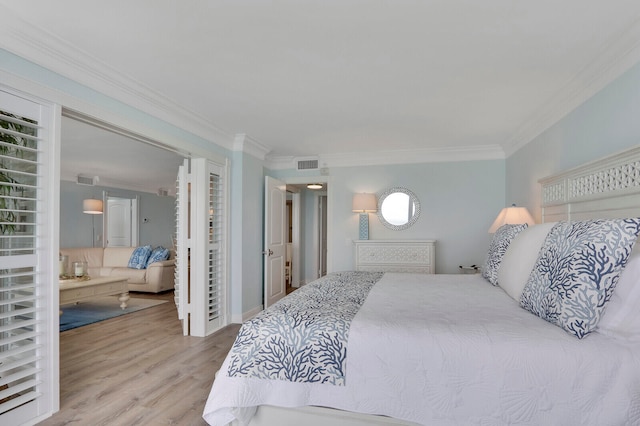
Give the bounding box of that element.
[598,242,640,340]
[498,222,556,301]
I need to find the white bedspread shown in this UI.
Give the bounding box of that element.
[203,273,640,426]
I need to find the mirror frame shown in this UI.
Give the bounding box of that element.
[376,186,421,231]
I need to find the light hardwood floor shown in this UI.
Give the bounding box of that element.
[39,291,241,426]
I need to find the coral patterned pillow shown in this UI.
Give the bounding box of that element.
[146,246,170,267]
[520,218,640,339]
[482,223,528,286]
[128,245,153,270]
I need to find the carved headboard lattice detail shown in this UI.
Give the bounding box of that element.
[539,146,640,222]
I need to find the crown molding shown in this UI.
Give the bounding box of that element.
[0,8,234,151]
[232,133,271,160]
[502,16,640,157]
[266,144,505,170]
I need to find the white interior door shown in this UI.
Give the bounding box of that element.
[264,176,286,309]
[106,197,131,247]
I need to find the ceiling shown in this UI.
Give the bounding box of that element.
[4,1,640,187]
[60,115,185,195]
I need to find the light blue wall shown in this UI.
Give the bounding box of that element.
[241,154,266,314]
[229,151,265,317]
[506,61,640,217]
[329,161,505,274]
[59,181,175,248]
[273,160,505,276]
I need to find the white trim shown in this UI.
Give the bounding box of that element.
[3,5,640,166]
[233,133,271,160]
[0,69,229,165]
[291,192,301,287]
[233,305,264,324]
[267,145,505,169]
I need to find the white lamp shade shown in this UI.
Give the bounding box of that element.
[488,204,535,233]
[352,193,377,212]
[83,198,103,214]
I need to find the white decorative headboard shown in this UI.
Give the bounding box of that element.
[539,145,640,222]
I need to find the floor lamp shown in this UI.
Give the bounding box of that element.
[83,198,103,247]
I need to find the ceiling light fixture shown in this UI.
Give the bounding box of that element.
[307,183,323,189]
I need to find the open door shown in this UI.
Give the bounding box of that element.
[264,176,286,309]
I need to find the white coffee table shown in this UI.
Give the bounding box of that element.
[59,276,130,312]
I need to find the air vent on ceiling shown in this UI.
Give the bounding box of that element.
[297,158,319,170]
[157,188,169,197]
[77,175,98,186]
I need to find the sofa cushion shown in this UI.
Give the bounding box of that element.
[110,267,147,284]
[103,247,136,267]
[60,247,105,269]
[128,245,153,269]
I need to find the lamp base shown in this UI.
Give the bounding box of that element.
[358,213,369,240]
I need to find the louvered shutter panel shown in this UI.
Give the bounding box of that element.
[207,169,223,324]
[0,93,56,424]
[174,160,189,335]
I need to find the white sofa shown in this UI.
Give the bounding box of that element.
[60,247,175,293]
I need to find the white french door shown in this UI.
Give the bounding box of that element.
[0,89,59,425]
[174,158,228,337]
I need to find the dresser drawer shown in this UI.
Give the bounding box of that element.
[354,240,436,274]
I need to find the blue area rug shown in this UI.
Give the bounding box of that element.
[60,296,167,332]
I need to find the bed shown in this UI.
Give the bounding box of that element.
[203,146,640,426]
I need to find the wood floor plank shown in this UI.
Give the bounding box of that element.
[38,291,241,426]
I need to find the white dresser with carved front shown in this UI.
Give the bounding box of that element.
[354,240,436,274]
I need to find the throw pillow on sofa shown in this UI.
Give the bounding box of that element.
[146,246,170,268]
[128,245,153,269]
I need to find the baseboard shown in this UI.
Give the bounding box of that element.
[231,305,263,324]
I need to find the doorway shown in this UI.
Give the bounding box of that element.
[284,181,329,288]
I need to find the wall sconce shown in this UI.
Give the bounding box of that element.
[488,204,535,233]
[82,198,103,215]
[352,193,377,240]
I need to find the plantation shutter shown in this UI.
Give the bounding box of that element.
[207,166,224,326]
[189,159,227,337]
[174,159,189,335]
[0,90,57,424]
[174,158,227,337]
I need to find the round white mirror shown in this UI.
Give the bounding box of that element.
[377,187,421,230]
